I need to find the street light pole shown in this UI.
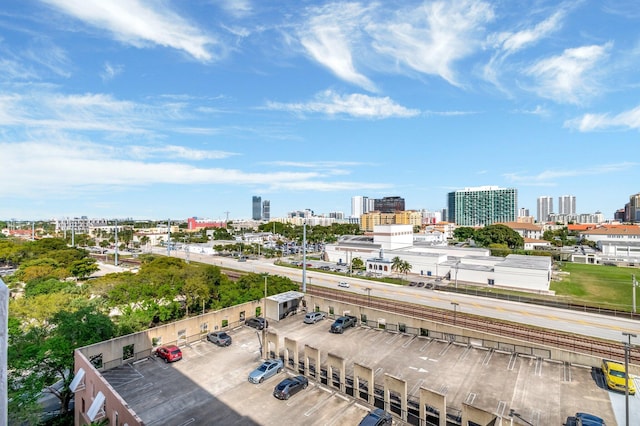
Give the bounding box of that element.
[622,332,637,426]
[263,275,268,359]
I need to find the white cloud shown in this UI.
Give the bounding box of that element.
[369,0,494,87]
[483,10,565,93]
[503,162,636,185]
[128,145,238,161]
[565,105,640,131]
[101,62,123,81]
[40,0,219,61]
[491,10,564,55]
[299,3,376,91]
[0,139,314,196]
[265,90,420,118]
[526,43,612,104]
[218,0,252,19]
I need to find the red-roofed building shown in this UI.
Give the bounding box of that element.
[187,217,226,231]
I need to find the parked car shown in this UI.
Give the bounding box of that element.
[207,331,232,347]
[564,412,606,426]
[304,312,326,324]
[358,408,393,426]
[245,317,268,330]
[155,345,182,363]
[248,358,284,384]
[338,281,350,288]
[273,375,309,400]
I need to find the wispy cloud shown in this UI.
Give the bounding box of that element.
[484,9,565,91]
[218,0,252,19]
[129,145,238,161]
[298,3,376,91]
[40,0,220,61]
[504,162,636,185]
[0,138,390,197]
[368,0,494,87]
[0,91,153,133]
[565,105,640,131]
[265,90,420,118]
[101,62,123,82]
[525,43,612,104]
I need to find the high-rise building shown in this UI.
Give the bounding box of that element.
[518,208,530,217]
[447,186,517,226]
[537,196,553,223]
[351,196,367,218]
[252,196,262,220]
[374,196,405,213]
[262,200,270,221]
[558,195,576,215]
[630,193,640,223]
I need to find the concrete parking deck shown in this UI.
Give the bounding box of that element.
[102,314,632,425]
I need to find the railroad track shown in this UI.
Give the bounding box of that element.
[305,285,640,364]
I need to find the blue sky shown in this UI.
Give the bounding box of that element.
[1,0,639,221]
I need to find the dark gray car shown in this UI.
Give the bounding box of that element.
[207,331,232,347]
[358,408,393,426]
[245,317,268,330]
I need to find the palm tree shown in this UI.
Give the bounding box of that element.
[391,256,403,278]
[398,260,412,283]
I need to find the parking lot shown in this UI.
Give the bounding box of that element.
[102,314,635,425]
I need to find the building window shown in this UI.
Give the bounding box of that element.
[488,279,495,285]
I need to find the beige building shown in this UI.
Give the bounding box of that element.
[360,210,421,232]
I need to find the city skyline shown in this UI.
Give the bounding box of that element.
[1,1,640,220]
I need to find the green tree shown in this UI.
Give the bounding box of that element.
[391,256,403,277]
[70,257,99,279]
[474,224,523,249]
[8,305,116,421]
[453,227,476,241]
[351,257,364,270]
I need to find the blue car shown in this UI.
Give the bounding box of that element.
[248,358,284,384]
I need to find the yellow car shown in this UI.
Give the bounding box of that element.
[602,359,636,395]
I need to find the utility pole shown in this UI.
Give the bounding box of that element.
[633,275,638,314]
[302,221,307,293]
[166,219,171,256]
[114,219,119,267]
[622,332,637,426]
[224,211,230,222]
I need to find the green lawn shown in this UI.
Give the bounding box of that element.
[552,263,639,310]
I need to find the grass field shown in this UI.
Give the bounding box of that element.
[552,262,639,310]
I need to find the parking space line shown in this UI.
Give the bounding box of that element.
[482,348,494,366]
[419,340,433,352]
[304,389,336,417]
[409,379,424,396]
[496,401,507,418]
[464,392,476,405]
[535,358,543,377]
[507,353,517,371]
[438,343,452,356]
[385,333,402,345]
[402,335,416,348]
[459,346,472,361]
[176,419,195,426]
[563,362,572,382]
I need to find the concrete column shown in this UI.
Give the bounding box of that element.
[304,345,321,382]
[384,373,408,422]
[284,337,299,372]
[327,353,346,393]
[353,363,375,404]
[461,403,501,425]
[419,387,447,426]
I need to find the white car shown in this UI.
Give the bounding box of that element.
[338,281,350,288]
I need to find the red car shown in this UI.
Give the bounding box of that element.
[155,345,182,363]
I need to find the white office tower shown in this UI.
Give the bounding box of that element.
[537,196,553,223]
[558,195,576,215]
[519,208,530,217]
[351,196,369,218]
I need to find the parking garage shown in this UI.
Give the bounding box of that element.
[73,295,632,425]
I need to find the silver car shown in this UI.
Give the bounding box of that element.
[304,312,326,324]
[248,358,284,384]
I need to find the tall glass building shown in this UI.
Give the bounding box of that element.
[447,186,517,226]
[252,196,262,220]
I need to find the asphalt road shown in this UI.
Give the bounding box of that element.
[152,249,640,344]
